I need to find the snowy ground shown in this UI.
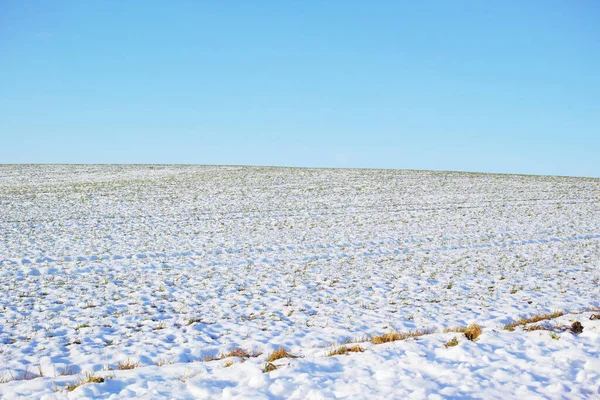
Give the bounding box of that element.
[1,165,599,399]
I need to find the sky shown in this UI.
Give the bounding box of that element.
[1,1,599,177]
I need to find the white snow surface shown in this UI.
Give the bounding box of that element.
[0,165,599,399]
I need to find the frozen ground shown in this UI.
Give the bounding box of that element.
[0,165,599,399]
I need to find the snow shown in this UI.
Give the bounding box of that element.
[1,165,599,398]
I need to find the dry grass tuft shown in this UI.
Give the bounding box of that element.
[443,326,467,333]
[117,359,140,370]
[0,367,42,383]
[343,336,369,344]
[82,372,105,384]
[346,344,364,353]
[526,324,553,332]
[444,336,459,348]
[57,365,75,376]
[202,348,262,362]
[503,311,564,331]
[327,345,365,357]
[464,323,482,341]
[370,332,398,344]
[267,347,301,362]
[370,329,436,345]
[221,348,262,359]
[327,346,349,357]
[65,382,82,392]
[263,363,277,373]
[178,370,194,383]
[152,321,167,331]
[187,317,203,326]
[19,368,40,381]
[155,358,173,367]
[65,372,107,392]
[570,321,583,334]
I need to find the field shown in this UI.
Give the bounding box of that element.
[1,165,599,399]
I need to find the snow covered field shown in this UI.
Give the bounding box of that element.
[1,165,599,399]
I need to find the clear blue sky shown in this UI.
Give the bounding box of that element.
[1,1,599,176]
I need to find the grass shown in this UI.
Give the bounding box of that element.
[570,321,583,334]
[443,326,467,333]
[267,347,301,362]
[263,363,277,373]
[117,359,140,370]
[370,328,436,345]
[153,321,167,330]
[525,324,553,332]
[464,323,482,341]
[327,345,364,357]
[57,365,75,376]
[178,370,194,382]
[75,323,90,331]
[444,336,459,348]
[155,358,172,367]
[65,372,107,392]
[201,348,262,362]
[0,367,43,383]
[503,311,564,331]
[503,307,600,332]
[220,348,262,359]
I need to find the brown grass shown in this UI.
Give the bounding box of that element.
[57,365,75,376]
[220,348,262,359]
[444,336,459,348]
[327,345,365,357]
[370,329,436,345]
[155,358,173,367]
[65,372,107,392]
[343,336,369,344]
[263,363,277,373]
[117,359,140,370]
[525,324,553,332]
[267,347,301,362]
[346,344,364,353]
[464,323,482,341]
[178,370,194,383]
[503,311,564,331]
[201,348,262,362]
[19,368,39,381]
[0,367,42,383]
[570,321,583,334]
[65,382,82,392]
[443,326,467,333]
[187,317,203,326]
